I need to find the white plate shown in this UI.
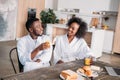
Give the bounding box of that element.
[77,70,99,78]
[76,70,87,77]
[60,74,85,80]
[91,65,101,72]
[92,71,99,77]
[60,74,65,80]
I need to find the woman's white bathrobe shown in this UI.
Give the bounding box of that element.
[53,34,94,64]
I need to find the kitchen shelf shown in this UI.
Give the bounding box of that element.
[54,11,118,17]
[54,11,101,18]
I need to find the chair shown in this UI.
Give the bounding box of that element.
[9,47,23,74]
[49,45,55,66]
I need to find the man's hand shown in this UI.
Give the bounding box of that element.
[38,42,50,50]
[31,42,50,60]
[57,60,64,64]
[34,59,41,63]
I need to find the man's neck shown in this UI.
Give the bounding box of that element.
[30,34,38,39]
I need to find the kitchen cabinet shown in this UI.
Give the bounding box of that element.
[87,29,105,58]
[103,30,114,53]
[113,5,120,54]
[46,24,105,58]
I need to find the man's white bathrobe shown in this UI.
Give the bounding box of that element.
[17,35,52,72]
[53,34,94,64]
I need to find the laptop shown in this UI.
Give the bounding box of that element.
[105,66,120,76]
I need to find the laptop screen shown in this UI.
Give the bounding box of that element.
[105,66,120,76]
[113,68,120,75]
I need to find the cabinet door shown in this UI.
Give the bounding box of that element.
[91,30,105,58]
[103,30,114,53]
[84,32,92,47]
[113,5,120,53]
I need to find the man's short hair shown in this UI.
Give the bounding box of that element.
[25,18,39,32]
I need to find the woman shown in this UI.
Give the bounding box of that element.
[53,17,94,64]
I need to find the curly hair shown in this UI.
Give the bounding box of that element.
[67,17,88,38]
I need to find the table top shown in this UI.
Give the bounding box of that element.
[1,60,120,80]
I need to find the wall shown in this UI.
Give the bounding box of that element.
[0,0,17,41]
[45,0,54,9]
[45,0,120,12]
[57,0,120,13]
[16,0,45,38]
[45,0,58,10]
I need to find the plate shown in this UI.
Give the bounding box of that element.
[77,70,99,78]
[76,70,87,77]
[92,71,99,77]
[60,74,85,80]
[60,74,65,80]
[91,65,101,72]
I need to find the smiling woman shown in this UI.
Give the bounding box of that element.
[53,17,94,64]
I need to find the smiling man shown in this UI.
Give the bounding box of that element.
[17,18,52,72]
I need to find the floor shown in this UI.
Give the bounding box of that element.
[0,40,120,78]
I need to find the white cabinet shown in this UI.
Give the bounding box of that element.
[103,30,114,53]
[86,29,105,58]
[46,24,105,58]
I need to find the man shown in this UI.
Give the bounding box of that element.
[17,18,52,72]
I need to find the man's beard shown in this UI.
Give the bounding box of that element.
[35,33,42,36]
[33,32,43,36]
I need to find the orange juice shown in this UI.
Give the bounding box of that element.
[84,57,91,66]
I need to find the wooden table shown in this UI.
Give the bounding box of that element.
[1,60,120,80]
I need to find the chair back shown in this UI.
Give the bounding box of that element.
[9,47,23,74]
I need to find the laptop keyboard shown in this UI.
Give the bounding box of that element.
[105,66,120,76]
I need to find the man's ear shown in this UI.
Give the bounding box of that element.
[29,28,33,32]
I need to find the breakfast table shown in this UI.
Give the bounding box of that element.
[1,60,120,80]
